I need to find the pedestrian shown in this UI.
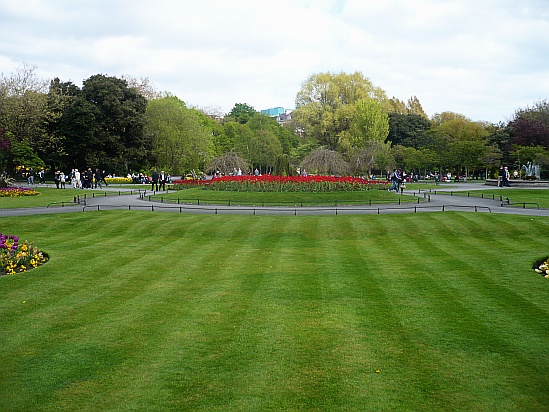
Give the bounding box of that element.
[38,169,45,184]
[95,169,103,189]
[54,171,60,188]
[159,170,166,191]
[151,169,159,191]
[502,166,511,187]
[388,169,400,192]
[27,168,35,185]
[60,172,66,188]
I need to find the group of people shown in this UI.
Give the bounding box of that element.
[26,168,46,185]
[61,168,108,189]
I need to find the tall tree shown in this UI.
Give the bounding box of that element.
[508,100,549,150]
[406,96,428,118]
[387,113,432,148]
[60,74,149,173]
[227,103,257,124]
[0,63,49,170]
[145,95,213,174]
[293,71,388,150]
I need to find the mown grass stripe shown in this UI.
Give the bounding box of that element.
[1,212,549,411]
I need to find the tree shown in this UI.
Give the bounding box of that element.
[293,71,389,150]
[59,74,149,174]
[145,96,213,174]
[121,75,159,100]
[387,113,432,148]
[248,129,283,174]
[205,152,248,175]
[406,96,428,118]
[0,63,49,172]
[431,113,491,176]
[508,100,549,150]
[300,147,349,175]
[348,99,389,148]
[227,103,257,124]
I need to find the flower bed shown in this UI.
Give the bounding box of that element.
[105,177,133,184]
[173,175,388,192]
[1,234,49,276]
[533,256,549,279]
[0,187,39,197]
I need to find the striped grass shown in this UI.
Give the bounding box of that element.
[1,212,548,411]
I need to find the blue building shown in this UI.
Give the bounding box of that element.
[260,107,285,117]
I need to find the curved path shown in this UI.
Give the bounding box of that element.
[1,184,548,217]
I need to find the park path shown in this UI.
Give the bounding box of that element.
[1,183,548,217]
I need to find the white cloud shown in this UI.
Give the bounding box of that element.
[0,0,548,122]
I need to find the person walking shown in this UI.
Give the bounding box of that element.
[38,169,46,184]
[60,171,66,188]
[54,171,60,188]
[95,169,103,189]
[159,170,167,191]
[388,169,400,192]
[502,166,511,187]
[27,168,35,185]
[151,169,159,191]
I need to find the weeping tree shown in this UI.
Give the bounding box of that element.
[300,147,349,175]
[205,152,249,175]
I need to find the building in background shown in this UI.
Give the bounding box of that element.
[261,107,293,126]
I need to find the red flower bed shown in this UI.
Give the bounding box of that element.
[173,175,388,192]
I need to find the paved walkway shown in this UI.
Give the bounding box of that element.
[1,184,548,217]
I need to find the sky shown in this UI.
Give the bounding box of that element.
[1,0,548,123]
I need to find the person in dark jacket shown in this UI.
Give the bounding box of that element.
[151,169,159,191]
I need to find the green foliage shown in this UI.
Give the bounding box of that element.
[227,102,257,124]
[388,113,432,147]
[59,74,149,174]
[145,96,214,174]
[293,71,389,150]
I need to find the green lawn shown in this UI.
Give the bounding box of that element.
[416,188,549,209]
[0,187,143,209]
[151,186,419,206]
[1,211,548,411]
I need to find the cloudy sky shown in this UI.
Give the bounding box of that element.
[1,0,548,122]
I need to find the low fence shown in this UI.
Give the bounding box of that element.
[144,193,430,207]
[82,203,491,216]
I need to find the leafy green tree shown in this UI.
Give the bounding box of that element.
[227,103,257,124]
[248,129,283,173]
[348,100,389,147]
[431,113,490,176]
[0,64,49,172]
[406,96,428,118]
[60,74,149,174]
[145,96,213,174]
[387,113,432,148]
[293,71,388,150]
